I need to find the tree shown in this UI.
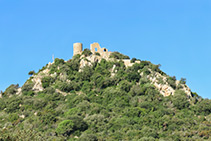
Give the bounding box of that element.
[41,76,54,88]
[28,70,35,76]
[131,58,137,63]
[68,116,88,132]
[129,85,144,96]
[0,99,6,110]
[180,78,186,84]
[21,83,34,96]
[167,76,176,89]
[55,81,74,92]
[4,84,19,95]
[56,120,74,136]
[140,126,158,138]
[172,90,190,110]
[79,133,98,141]
[54,58,65,66]
[84,114,106,132]
[119,80,132,92]
[69,54,81,71]
[5,97,22,113]
[195,99,211,115]
[126,72,141,82]
[110,52,130,59]
[78,66,94,81]
[8,113,19,122]
[56,117,88,137]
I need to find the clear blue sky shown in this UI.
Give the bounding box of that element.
[0,0,211,98]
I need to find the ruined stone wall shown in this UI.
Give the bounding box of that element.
[73,42,141,67]
[73,43,83,56]
[90,42,111,59]
[122,59,133,67]
[122,60,141,67]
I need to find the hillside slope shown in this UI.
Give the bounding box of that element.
[1,50,211,140]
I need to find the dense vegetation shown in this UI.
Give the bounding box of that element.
[0,51,211,140]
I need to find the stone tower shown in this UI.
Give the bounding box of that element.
[73,43,83,56]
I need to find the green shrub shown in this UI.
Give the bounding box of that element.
[79,133,98,141]
[43,87,55,94]
[82,81,93,93]
[4,84,19,95]
[54,58,65,66]
[56,120,74,136]
[84,114,106,132]
[0,99,6,110]
[28,70,35,76]
[126,72,141,82]
[5,97,22,113]
[172,90,190,110]
[78,66,94,81]
[39,110,57,125]
[124,107,145,117]
[41,76,55,88]
[150,64,161,72]
[167,76,176,89]
[180,78,186,84]
[8,113,19,122]
[142,67,151,75]
[140,126,158,138]
[55,81,74,92]
[82,48,92,57]
[33,99,47,110]
[69,54,81,71]
[22,83,34,93]
[95,52,100,56]
[131,58,137,63]
[129,85,143,96]
[119,80,132,92]
[56,117,87,137]
[139,61,150,69]
[67,116,88,133]
[65,108,80,117]
[195,99,211,115]
[110,52,130,59]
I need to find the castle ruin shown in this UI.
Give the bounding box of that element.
[73,42,112,59]
[73,42,140,67]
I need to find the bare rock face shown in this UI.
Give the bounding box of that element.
[32,76,44,92]
[79,58,92,69]
[147,71,192,97]
[79,54,102,70]
[31,64,51,92]
[16,88,22,95]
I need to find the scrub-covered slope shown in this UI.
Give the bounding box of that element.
[1,49,211,140]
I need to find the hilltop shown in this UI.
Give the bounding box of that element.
[0,43,211,140]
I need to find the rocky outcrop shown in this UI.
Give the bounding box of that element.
[79,54,102,70]
[147,71,192,97]
[32,76,43,92]
[31,63,51,92]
